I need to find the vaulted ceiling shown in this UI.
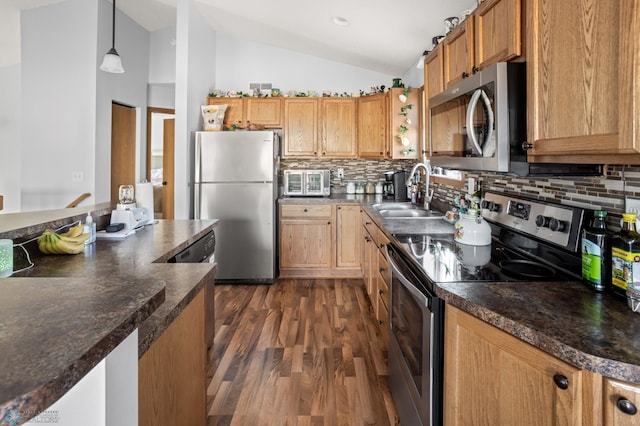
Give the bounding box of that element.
[3,0,477,75]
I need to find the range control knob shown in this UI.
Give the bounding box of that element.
[536,215,550,228]
[549,218,567,232]
[481,200,501,212]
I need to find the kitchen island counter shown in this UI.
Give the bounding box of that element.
[1,218,218,422]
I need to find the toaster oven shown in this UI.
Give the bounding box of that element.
[283,170,330,196]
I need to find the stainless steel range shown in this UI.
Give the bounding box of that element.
[386,192,588,426]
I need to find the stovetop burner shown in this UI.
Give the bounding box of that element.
[393,192,587,284]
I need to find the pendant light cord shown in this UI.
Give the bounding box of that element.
[111,0,116,49]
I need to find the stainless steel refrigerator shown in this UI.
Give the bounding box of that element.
[194,130,279,283]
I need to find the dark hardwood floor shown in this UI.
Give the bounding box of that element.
[207,278,399,426]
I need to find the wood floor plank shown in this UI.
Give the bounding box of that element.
[208,279,398,425]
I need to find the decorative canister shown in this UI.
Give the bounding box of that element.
[453,209,491,246]
[375,182,384,194]
[346,181,356,194]
[365,181,375,194]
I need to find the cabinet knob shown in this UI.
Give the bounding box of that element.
[522,141,534,151]
[472,66,480,74]
[378,320,384,326]
[338,206,341,210]
[314,151,317,155]
[379,267,386,273]
[379,243,385,249]
[365,221,372,225]
[462,72,469,79]
[379,152,384,155]
[617,398,638,416]
[327,221,331,225]
[303,208,308,212]
[379,289,384,295]
[553,374,569,390]
[365,236,371,242]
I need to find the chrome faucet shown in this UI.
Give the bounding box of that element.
[406,162,434,209]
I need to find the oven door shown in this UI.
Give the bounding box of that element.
[386,243,443,426]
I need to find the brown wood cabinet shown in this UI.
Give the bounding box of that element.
[282,98,318,157]
[443,0,522,89]
[139,289,206,426]
[444,305,583,426]
[283,98,357,158]
[279,204,333,270]
[357,93,389,158]
[526,0,640,164]
[443,17,476,88]
[424,44,445,100]
[361,210,390,348]
[206,97,282,129]
[336,204,361,268]
[604,377,640,425]
[279,203,361,277]
[244,97,282,127]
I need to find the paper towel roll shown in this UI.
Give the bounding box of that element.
[135,182,154,220]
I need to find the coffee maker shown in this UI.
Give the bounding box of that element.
[383,171,409,201]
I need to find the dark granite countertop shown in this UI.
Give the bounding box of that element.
[1,219,218,422]
[280,194,640,384]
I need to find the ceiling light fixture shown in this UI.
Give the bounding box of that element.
[331,16,350,27]
[100,0,124,73]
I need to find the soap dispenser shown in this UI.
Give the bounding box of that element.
[84,213,96,244]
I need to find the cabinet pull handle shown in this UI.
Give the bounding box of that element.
[553,374,569,390]
[522,141,534,151]
[617,398,638,415]
[365,221,372,225]
[379,267,385,273]
[365,237,371,242]
[379,243,385,249]
[462,71,469,78]
[379,289,384,295]
[378,320,384,326]
[472,66,480,74]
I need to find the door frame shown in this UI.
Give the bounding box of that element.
[146,107,175,218]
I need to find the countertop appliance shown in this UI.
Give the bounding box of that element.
[383,170,409,201]
[194,130,279,283]
[283,169,330,196]
[428,62,601,177]
[387,191,588,426]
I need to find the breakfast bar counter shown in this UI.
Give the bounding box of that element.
[0,218,218,424]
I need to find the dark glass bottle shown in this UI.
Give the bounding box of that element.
[581,210,609,291]
[611,213,640,298]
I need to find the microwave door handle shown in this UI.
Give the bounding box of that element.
[466,89,484,156]
[480,89,495,158]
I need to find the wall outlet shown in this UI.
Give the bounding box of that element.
[626,197,640,216]
[337,168,344,179]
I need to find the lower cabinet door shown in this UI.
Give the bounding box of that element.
[280,219,333,269]
[444,306,583,426]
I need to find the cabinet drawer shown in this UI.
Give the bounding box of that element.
[281,204,333,218]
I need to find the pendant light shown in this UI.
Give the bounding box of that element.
[100,0,124,73]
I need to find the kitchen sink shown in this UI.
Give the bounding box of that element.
[372,202,416,210]
[378,209,443,219]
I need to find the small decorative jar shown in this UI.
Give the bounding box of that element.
[365,181,376,194]
[346,181,356,194]
[454,209,491,246]
[375,182,384,194]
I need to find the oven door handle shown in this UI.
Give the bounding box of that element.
[386,246,431,307]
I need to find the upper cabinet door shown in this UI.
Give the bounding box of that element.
[206,97,243,129]
[526,0,640,163]
[357,93,388,158]
[474,0,522,70]
[282,98,318,157]
[443,17,475,88]
[319,98,357,158]
[425,44,445,100]
[244,98,282,128]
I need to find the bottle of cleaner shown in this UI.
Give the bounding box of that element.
[611,213,640,298]
[84,213,96,244]
[581,210,610,291]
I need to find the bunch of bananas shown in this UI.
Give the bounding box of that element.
[37,224,90,255]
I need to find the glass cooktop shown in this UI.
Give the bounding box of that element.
[393,233,581,284]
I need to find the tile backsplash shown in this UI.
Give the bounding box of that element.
[281,160,640,230]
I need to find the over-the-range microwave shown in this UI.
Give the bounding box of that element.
[428,62,602,177]
[283,170,330,196]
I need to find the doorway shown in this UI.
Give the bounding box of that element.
[111,102,137,206]
[146,107,175,219]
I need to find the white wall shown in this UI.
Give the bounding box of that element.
[149,27,177,84]
[20,0,99,212]
[175,0,216,219]
[214,33,394,95]
[0,64,21,213]
[95,0,150,203]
